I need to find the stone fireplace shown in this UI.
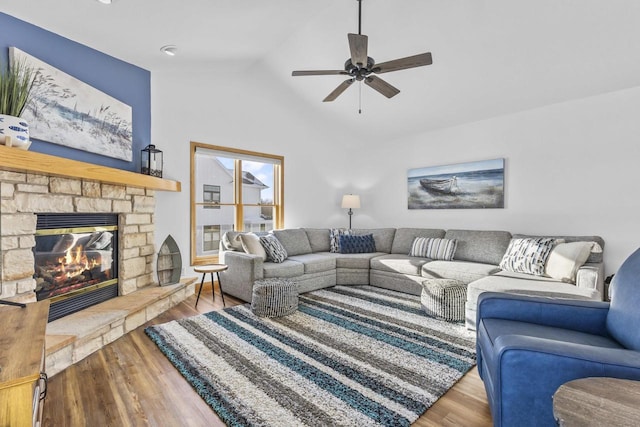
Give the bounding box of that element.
[0,147,193,376]
[1,171,157,304]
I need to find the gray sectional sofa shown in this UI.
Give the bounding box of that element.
[219,228,605,329]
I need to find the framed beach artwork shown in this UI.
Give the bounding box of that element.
[408,158,505,209]
[11,47,133,161]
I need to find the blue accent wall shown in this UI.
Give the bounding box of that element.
[0,12,150,172]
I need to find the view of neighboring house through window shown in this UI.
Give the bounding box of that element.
[203,185,221,209]
[191,142,284,265]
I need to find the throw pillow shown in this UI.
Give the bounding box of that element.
[239,233,267,261]
[259,234,288,263]
[329,228,352,253]
[222,231,244,251]
[545,241,595,283]
[409,237,457,261]
[339,234,376,254]
[499,237,558,276]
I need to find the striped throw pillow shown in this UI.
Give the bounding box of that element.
[409,237,457,261]
[499,237,558,276]
[259,234,288,263]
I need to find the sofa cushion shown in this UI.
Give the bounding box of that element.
[260,234,288,263]
[352,228,396,253]
[262,259,304,278]
[444,229,512,265]
[303,228,331,253]
[499,237,559,276]
[272,229,313,256]
[422,261,501,284]
[513,234,605,264]
[467,274,600,312]
[370,254,432,276]
[321,252,385,269]
[391,228,446,254]
[287,254,337,274]
[339,234,376,254]
[409,237,457,260]
[545,241,595,283]
[239,233,267,261]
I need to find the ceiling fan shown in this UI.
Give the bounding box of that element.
[292,0,433,105]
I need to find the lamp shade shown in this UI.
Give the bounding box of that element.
[341,194,361,209]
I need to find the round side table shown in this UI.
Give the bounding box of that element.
[193,264,228,307]
[553,377,640,426]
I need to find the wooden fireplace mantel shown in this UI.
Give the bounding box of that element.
[0,145,181,192]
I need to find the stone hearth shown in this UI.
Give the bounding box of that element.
[1,158,191,375]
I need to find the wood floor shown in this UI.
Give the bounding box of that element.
[42,283,493,426]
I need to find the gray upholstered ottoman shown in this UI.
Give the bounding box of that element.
[421,278,467,322]
[251,278,298,317]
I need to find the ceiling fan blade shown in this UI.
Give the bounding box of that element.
[292,70,349,76]
[364,76,400,98]
[348,33,368,67]
[323,79,355,102]
[373,52,433,74]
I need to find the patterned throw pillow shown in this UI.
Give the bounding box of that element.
[339,234,376,254]
[499,237,558,276]
[409,237,457,261]
[329,228,352,253]
[259,234,288,263]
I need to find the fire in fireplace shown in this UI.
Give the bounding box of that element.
[34,214,119,321]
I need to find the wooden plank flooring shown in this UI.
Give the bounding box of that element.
[42,283,493,426]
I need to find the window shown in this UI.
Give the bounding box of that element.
[203,185,221,209]
[190,142,284,265]
[202,225,220,251]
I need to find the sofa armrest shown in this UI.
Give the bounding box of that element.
[219,251,264,302]
[576,262,604,300]
[477,292,610,335]
[495,335,640,375]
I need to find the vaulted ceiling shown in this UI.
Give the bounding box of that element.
[4,0,640,140]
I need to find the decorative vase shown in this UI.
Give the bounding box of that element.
[0,114,31,150]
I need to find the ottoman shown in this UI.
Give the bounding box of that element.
[251,278,298,317]
[421,278,467,322]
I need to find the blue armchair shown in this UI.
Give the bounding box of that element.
[476,248,640,427]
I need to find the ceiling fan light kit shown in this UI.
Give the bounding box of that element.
[292,0,433,108]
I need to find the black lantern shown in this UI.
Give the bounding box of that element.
[141,144,163,178]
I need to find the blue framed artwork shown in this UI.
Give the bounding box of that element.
[408,158,505,209]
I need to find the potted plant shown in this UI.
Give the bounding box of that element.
[0,56,36,150]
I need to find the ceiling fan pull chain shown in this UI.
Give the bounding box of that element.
[359,81,363,114]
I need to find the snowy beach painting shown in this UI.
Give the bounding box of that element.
[408,158,505,209]
[11,47,133,161]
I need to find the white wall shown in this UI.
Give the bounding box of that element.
[355,86,640,273]
[153,66,640,278]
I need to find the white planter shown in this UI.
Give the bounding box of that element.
[0,114,31,150]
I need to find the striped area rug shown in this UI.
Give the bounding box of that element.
[145,285,476,426]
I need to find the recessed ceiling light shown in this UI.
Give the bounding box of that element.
[96,0,116,4]
[160,45,178,57]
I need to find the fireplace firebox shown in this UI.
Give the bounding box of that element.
[34,214,119,321]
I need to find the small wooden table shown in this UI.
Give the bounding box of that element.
[194,264,228,307]
[553,377,640,427]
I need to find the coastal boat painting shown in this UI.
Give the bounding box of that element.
[11,47,133,161]
[408,158,505,209]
